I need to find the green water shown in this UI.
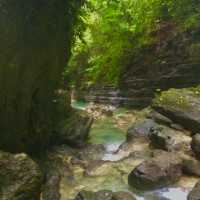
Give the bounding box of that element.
[89,117,126,145]
[71,100,88,110]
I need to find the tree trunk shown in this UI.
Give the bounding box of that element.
[0,0,81,153]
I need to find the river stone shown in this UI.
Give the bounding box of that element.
[127,119,157,140]
[58,112,93,147]
[75,190,136,200]
[77,144,105,162]
[128,152,182,190]
[149,125,191,151]
[112,191,136,200]
[75,190,113,200]
[191,134,200,159]
[182,156,200,176]
[188,181,200,200]
[145,194,170,200]
[0,151,42,200]
[75,190,96,200]
[153,89,200,133]
[147,111,173,126]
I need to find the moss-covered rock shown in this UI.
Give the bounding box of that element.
[0,151,43,200]
[153,87,200,133]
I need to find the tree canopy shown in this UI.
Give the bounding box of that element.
[65,0,200,88]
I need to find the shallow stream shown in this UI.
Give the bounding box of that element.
[66,101,198,200]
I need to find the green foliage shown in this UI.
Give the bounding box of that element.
[65,0,200,87]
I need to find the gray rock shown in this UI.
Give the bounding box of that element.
[127,119,157,140]
[112,191,136,200]
[74,190,137,200]
[147,111,173,126]
[128,152,182,190]
[188,181,200,200]
[58,112,93,147]
[149,125,191,152]
[182,156,200,176]
[0,151,42,200]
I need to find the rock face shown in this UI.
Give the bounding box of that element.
[76,86,122,107]
[188,181,200,200]
[76,25,200,108]
[153,88,200,133]
[75,190,136,200]
[0,151,42,200]
[128,152,182,190]
[0,0,82,153]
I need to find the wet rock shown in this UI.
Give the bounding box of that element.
[187,181,200,200]
[153,88,200,133]
[127,119,157,140]
[0,151,42,200]
[170,123,185,131]
[75,190,96,200]
[58,112,93,147]
[42,170,61,200]
[75,190,113,200]
[128,152,182,190]
[102,109,113,117]
[78,144,105,162]
[182,156,200,177]
[149,125,191,151]
[145,194,170,200]
[112,191,136,200]
[74,190,136,200]
[147,111,173,126]
[40,145,76,200]
[191,134,200,159]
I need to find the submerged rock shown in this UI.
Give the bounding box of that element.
[74,190,136,200]
[0,151,42,200]
[128,152,182,190]
[188,181,200,200]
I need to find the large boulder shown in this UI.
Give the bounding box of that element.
[149,125,191,152]
[0,151,42,200]
[127,119,157,140]
[187,181,200,200]
[153,88,200,133]
[128,151,182,190]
